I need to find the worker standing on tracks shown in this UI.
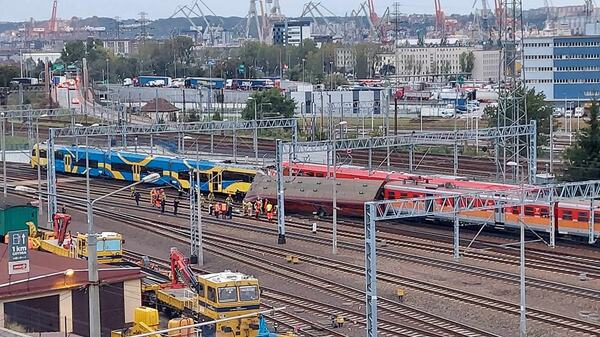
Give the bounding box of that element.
[160,190,166,214]
[208,192,215,203]
[130,186,136,198]
[150,188,157,207]
[254,199,262,219]
[134,191,141,206]
[225,195,234,219]
[173,198,180,216]
[265,201,273,222]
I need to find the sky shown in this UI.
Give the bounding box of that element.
[0,0,590,22]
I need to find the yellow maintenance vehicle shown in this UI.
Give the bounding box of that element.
[27,213,123,263]
[142,248,294,337]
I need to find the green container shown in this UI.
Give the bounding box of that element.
[0,197,39,240]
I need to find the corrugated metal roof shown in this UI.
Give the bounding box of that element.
[246,174,384,204]
[0,244,142,300]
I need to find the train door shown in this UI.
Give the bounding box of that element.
[210,171,222,193]
[494,199,505,224]
[64,154,72,173]
[132,164,141,181]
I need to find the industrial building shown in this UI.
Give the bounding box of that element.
[523,35,600,101]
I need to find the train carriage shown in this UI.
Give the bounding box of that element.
[31,145,258,195]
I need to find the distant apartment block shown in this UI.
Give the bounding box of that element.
[523,35,600,101]
[102,39,137,56]
[376,45,499,82]
[335,48,355,72]
[472,49,501,83]
[272,21,312,46]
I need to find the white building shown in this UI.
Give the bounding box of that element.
[335,48,355,72]
[472,49,501,83]
[522,37,554,100]
[376,46,500,82]
[273,21,312,46]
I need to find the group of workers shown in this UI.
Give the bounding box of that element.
[132,186,276,221]
[242,198,276,221]
[207,193,233,219]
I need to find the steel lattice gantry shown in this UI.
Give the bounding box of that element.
[363,180,600,337]
[46,119,298,224]
[275,122,537,244]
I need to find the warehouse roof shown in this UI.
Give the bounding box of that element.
[141,98,180,113]
[0,244,142,300]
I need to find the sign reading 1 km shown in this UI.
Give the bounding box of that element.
[8,230,29,275]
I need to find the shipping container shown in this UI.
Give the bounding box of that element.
[0,197,38,241]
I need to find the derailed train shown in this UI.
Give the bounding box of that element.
[245,162,600,243]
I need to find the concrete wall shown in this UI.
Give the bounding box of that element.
[123,279,142,324]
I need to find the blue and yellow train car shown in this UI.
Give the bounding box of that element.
[31,145,257,195]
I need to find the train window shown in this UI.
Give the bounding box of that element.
[540,207,549,218]
[524,207,534,216]
[388,191,396,199]
[38,149,47,158]
[54,151,64,160]
[239,286,259,301]
[222,171,254,183]
[183,172,209,183]
[400,193,408,198]
[75,158,98,168]
[512,207,519,215]
[595,213,600,223]
[179,171,190,182]
[578,212,588,222]
[112,163,132,172]
[207,287,217,303]
[218,287,238,303]
[562,211,572,220]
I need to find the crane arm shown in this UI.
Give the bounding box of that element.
[170,248,202,294]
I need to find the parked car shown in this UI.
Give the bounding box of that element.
[574,107,585,118]
[440,108,455,118]
[565,109,573,118]
[552,108,563,118]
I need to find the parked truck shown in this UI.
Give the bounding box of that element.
[136,75,172,87]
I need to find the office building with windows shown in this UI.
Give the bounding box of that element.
[272,20,312,46]
[523,35,600,101]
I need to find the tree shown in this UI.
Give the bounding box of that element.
[562,101,600,181]
[459,51,475,74]
[0,65,19,86]
[242,89,296,120]
[485,86,552,146]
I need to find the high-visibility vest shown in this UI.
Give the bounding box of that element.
[266,204,273,212]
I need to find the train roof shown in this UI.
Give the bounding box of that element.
[246,174,384,204]
[200,271,257,283]
[286,162,523,192]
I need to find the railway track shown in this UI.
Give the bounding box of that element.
[11,182,502,337]
[118,229,501,337]
[7,162,600,285]
[122,251,347,337]
[11,180,600,336]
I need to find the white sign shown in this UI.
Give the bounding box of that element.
[8,260,30,275]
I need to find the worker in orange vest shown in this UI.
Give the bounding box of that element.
[254,199,262,219]
[265,202,274,222]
